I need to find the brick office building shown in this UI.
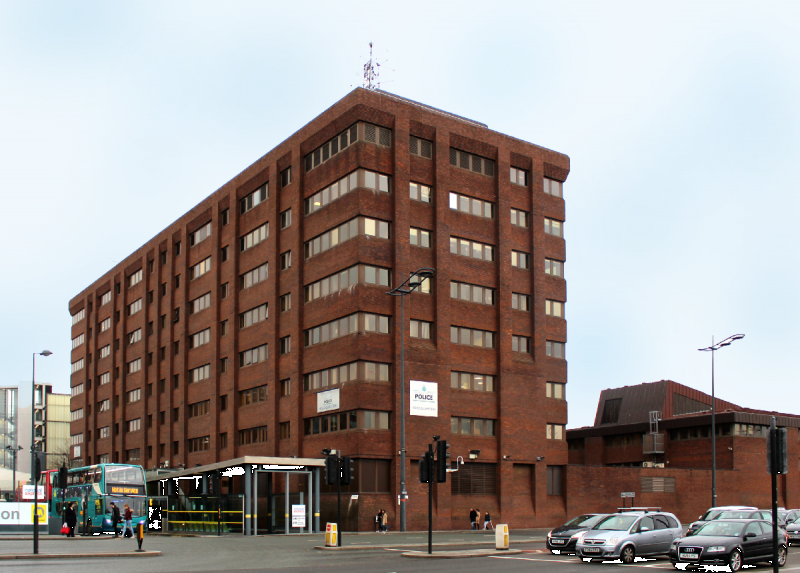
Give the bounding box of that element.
[68,88,571,530]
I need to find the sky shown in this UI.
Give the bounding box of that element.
[1,0,798,428]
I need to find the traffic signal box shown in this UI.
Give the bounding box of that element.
[768,427,789,475]
[419,452,432,484]
[436,441,450,483]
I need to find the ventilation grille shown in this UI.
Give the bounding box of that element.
[379,127,391,147]
[364,123,376,142]
[450,148,494,176]
[410,136,433,159]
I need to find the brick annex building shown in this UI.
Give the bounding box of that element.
[68,88,571,531]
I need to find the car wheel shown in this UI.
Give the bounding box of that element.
[778,545,787,567]
[621,545,635,564]
[729,548,743,572]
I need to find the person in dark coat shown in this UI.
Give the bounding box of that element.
[111,502,121,538]
[469,508,478,530]
[65,502,77,537]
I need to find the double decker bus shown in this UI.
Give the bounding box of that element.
[48,464,147,534]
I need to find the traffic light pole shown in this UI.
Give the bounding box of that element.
[337,457,342,547]
[770,417,779,573]
[427,442,433,555]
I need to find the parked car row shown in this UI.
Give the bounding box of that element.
[547,505,794,569]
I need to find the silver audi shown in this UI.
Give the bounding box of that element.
[576,510,683,563]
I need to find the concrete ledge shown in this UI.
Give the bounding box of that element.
[402,548,524,559]
[314,538,544,551]
[0,551,161,560]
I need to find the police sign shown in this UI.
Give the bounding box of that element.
[410,381,438,417]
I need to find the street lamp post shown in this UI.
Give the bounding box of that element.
[698,334,744,509]
[387,267,435,532]
[5,445,22,502]
[31,350,52,555]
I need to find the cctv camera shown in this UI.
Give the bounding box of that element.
[433,435,441,442]
[536,456,545,461]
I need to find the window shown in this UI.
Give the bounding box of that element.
[511,250,530,269]
[303,410,390,435]
[449,192,494,218]
[512,335,531,353]
[189,364,211,383]
[449,236,494,262]
[125,448,140,462]
[240,222,269,252]
[240,262,268,289]
[188,400,210,418]
[546,341,565,359]
[99,372,110,386]
[127,418,142,432]
[160,283,166,296]
[221,282,229,298]
[545,258,564,277]
[280,251,291,269]
[220,357,228,373]
[304,264,390,303]
[546,423,565,440]
[128,269,143,288]
[100,317,111,332]
[280,422,291,439]
[304,313,389,347]
[280,293,291,312]
[219,433,227,449]
[191,292,211,314]
[240,184,268,215]
[409,320,432,340]
[280,166,292,188]
[127,328,141,345]
[190,222,212,246]
[128,298,142,316]
[409,228,432,248]
[175,241,181,256]
[304,168,390,214]
[409,182,432,203]
[450,281,495,305]
[511,208,529,227]
[127,358,142,374]
[221,208,229,226]
[72,333,85,349]
[189,328,211,348]
[173,308,180,323]
[512,293,530,311]
[410,136,433,159]
[220,395,228,411]
[304,123,389,173]
[449,148,495,176]
[220,320,228,335]
[543,178,563,198]
[100,291,112,306]
[450,326,495,348]
[240,344,268,367]
[221,245,229,262]
[280,208,292,229]
[99,427,110,439]
[98,399,111,412]
[239,426,268,445]
[304,216,390,259]
[173,408,179,422]
[280,379,291,396]
[304,361,390,391]
[451,417,496,436]
[546,299,564,318]
[280,336,291,354]
[510,166,528,186]
[71,383,84,397]
[544,217,563,237]
[188,436,210,453]
[72,308,86,324]
[239,385,268,406]
[126,388,141,403]
[450,371,495,392]
[239,303,268,329]
[160,251,167,265]
[546,382,565,400]
[188,257,211,281]
[148,290,154,304]
[547,466,564,495]
[159,412,165,425]
[172,441,179,455]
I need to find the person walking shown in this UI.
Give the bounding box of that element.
[64,502,77,537]
[483,511,494,531]
[380,509,388,533]
[375,510,382,533]
[121,503,133,538]
[110,502,121,538]
[469,508,478,531]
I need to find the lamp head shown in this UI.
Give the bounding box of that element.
[321,448,332,456]
[416,268,435,280]
[433,435,440,442]
[40,350,53,357]
[469,449,481,460]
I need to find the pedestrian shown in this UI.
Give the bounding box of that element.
[111,502,121,538]
[65,502,77,537]
[121,503,133,538]
[483,511,494,531]
[380,509,389,533]
[375,510,381,533]
[469,508,478,531]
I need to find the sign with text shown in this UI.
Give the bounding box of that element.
[316,388,340,413]
[410,381,438,417]
[620,492,635,498]
[291,504,306,528]
[106,484,146,496]
[21,485,45,501]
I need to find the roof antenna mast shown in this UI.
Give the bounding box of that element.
[363,42,380,90]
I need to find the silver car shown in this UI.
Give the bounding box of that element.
[576,510,683,563]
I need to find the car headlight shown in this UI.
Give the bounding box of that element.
[607,537,619,545]
[572,531,588,540]
[548,531,552,538]
[104,519,111,524]
[707,546,726,552]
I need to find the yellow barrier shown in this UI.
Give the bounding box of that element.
[496,524,509,550]
[325,522,338,547]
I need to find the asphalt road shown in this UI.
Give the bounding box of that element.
[2,536,800,573]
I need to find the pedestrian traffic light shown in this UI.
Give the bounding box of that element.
[419,452,432,484]
[33,452,46,483]
[58,465,68,489]
[436,440,450,483]
[325,455,339,485]
[768,427,789,475]
[341,456,354,486]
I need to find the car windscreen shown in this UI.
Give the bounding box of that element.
[718,511,751,519]
[564,515,602,528]
[695,521,746,537]
[700,510,720,521]
[593,515,638,531]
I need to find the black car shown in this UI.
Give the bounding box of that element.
[547,514,608,553]
[786,519,800,546]
[669,519,787,571]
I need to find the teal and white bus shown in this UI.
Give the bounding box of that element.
[49,464,147,534]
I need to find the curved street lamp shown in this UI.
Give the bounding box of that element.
[31,349,52,554]
[698,334,744,509]
[387,268,435,532]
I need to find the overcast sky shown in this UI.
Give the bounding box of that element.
[1,0,798,428]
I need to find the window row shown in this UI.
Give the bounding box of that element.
[450,371,495,392]
[450,326,495,348]
[189,328,210,348]
[304,410,390,435]
[449,192,494,219]
[240,303,268,329]
[510,208,529,227]
[72,333,84,349]
[305,216,390,259]
[191,292,211,314]
[304,264,390,303]
[240,222,268,252]
[190,364,211,382]
[304,312,389,347]
[71,359,84,374]
[188,400,210,418]
[240,384,268,406]
[546,423,565,440]
[239,425,268,445]
[100,291,111,306]
[190,222,212,246]
[546,382,566,400]
[409,181,432,203]
[450,281,494,306]
[240,344,268,368]
[450,148,495,176]
[303,360,391,391]
[409,136,433,159]
[240,261,268,290]
[409,227,432,248]
[451,416,496,436]
[449,236,494,262]
[188,436,210,453]
[305,168,390,215]
[128,269,143,288]
[305,123,390,173]
[512,335,531,353]
[241,184,268,215]
[72,308,85,325]
[71,383,84,397]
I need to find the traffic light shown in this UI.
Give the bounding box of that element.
[436,440,450,483]
[325,455,339,485]
[209,471,219,496]
[33,452,46,483]
[419,452,432,484]
[341,456,354,486]
[58,465,68,489]
[768,427,789,475]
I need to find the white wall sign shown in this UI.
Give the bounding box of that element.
[21,485,45,501]
[317,388,340,413]
[0,503,44,525]
[291,504,306,528]
[410,381,438,417]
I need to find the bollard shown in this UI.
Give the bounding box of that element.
[495,524,509,550]
[325,522,338,547]
[135,521,145,552]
